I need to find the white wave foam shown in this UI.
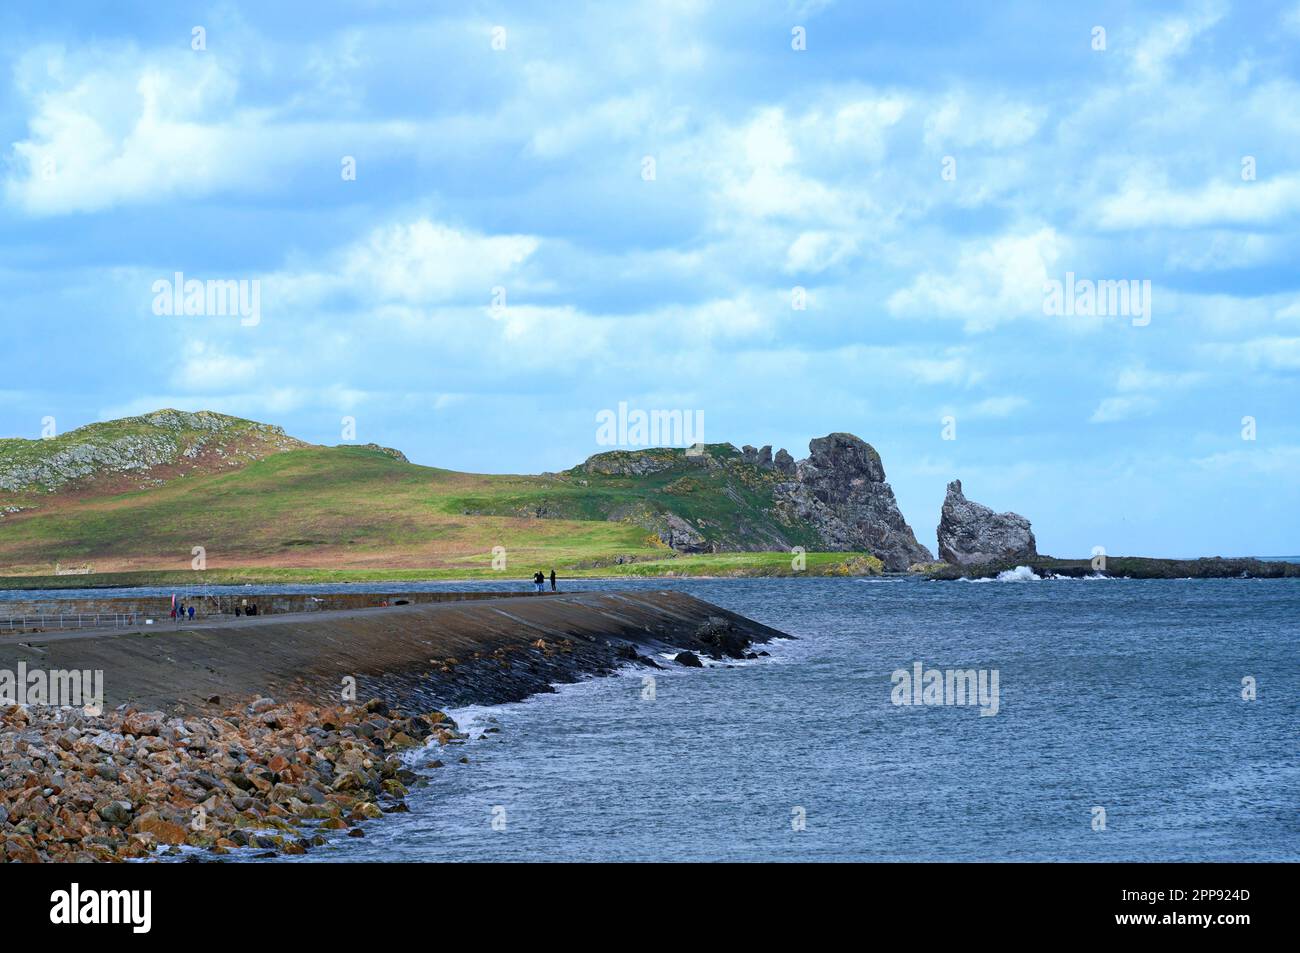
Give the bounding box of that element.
[959,565,1041,583]
[960,566,1134,583]
[997,566,1041,581]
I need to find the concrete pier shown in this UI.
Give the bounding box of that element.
[0,590,787,711]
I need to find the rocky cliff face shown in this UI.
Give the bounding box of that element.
[771,433,933,571]
[570,432,933,571]
[936,479,1036,566]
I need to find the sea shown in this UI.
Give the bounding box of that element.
[6,573,1297,861]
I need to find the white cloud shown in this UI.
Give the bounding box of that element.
[1163,231,1285,272]
[703,96,908,231]
[712,107,840,223]
[302,30,367,109]
[1130,1,1227,82]
[1201,336,1300,371]
[527,92,663,159]
[1088,362,1206,424]
[828,97,909,154]
[485,304,611,364]
[1276,300,1300,322]
[784,230,857,273]
[887,227,1064,331]
[1115,362,1205,392]
[171,340,263,391]
[893,348,985,387]
[1090,395,1158,423]
[1193,444,1300,474]
[271,218,540,307]
[967,395,1028,418]
[5,47,254,215]
[923,92,1043,150]
[3,43,425,216]
[1097,173,1300,229]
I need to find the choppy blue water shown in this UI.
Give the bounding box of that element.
[299,576,1298,862]
[16,576,1296,861]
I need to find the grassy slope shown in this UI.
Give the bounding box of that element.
[0,443,885,583]
[452,443,826,551]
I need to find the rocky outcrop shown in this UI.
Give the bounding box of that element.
[657,513,711,553]
[936,479,1036,566]
[0,410,305,495]
[578,448,685,477]
[570,432,932,570]
[771,433,932,571]
[354,443,409,463]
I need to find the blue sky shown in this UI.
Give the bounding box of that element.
[2,0,1297,558]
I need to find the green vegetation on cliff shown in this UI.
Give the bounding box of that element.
[0,411,887,582]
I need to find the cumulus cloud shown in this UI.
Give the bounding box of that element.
[3,43,425,216]
[886,228,1064,331]
[1096,173,1300,230]
[5,47,258,215]
[270,219,540,308]
[703,96,908,232]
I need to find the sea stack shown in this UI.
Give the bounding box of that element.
[936,479,1036,566]
[773,433,934,571]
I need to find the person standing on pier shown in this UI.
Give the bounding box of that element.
[550,569,557,592]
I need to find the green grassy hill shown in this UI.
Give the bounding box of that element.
[0,412,884,583]
[0,409,306,502]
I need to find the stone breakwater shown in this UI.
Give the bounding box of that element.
[0,591,786,861]
[0,696,459,862]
